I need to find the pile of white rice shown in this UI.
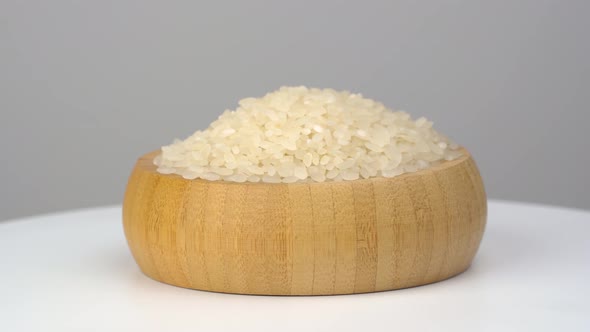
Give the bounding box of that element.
[154,86,462,183]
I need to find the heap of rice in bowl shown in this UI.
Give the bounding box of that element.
[154,86,462,183]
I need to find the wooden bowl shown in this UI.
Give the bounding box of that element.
[123,148,486,295]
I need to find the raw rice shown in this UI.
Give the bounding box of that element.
[154,86,462,183]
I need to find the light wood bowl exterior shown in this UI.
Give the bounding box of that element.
[123,148,486,295]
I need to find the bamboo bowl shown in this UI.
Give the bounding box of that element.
[123,148,486,295]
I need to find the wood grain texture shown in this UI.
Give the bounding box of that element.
[123,148,487,295]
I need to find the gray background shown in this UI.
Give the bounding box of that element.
[1,0,588,221]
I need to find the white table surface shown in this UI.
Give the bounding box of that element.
[0,200,588,332]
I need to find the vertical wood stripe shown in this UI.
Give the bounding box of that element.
[122,149,487,295]
[403,176,435,286]
[202,182,226,292]
[309,183,336,295]
[220,183,246,293]
[288,184,314,295]
[264,185,291,295]
[352,182,378,293]
[331,182,357,294]
[388,181,418,289]
[420,173,449,284]
[373,178,397,291]
[242,184,270,294]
